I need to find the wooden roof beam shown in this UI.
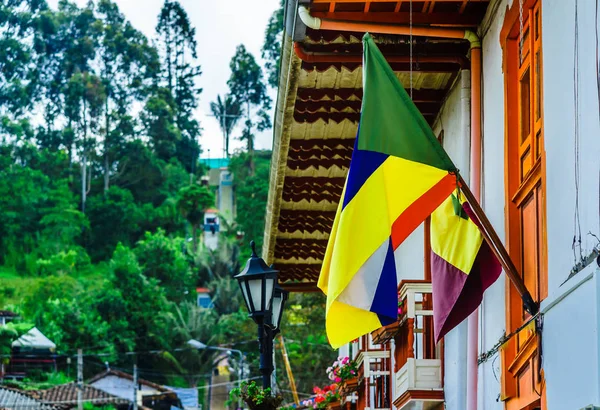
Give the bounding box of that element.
[296,87,447,102]
[294,42,470,68]
[311,11,482,26]
[279,282,320,293]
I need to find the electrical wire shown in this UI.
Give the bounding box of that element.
[573,0,583,264]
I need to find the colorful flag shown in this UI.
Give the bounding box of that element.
[318,33,457,348]
[430,191,502,341]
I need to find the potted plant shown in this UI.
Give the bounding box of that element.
[301,384,340,410]
[229,381,284,410]
[326,357,359,393]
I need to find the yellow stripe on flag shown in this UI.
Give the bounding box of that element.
[318,157,451,348]
[430,192,483,274]
[321,156,450,302]
[326,301,382,349]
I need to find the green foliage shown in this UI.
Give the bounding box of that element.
[0,322,34,360]
[155,0,202,174]
[227,45,271,154]
[177,183,215,252]
[0,0,333,397]
[210,94,242,158]
[277,293,337,401]
[9,372,74,391]
[177,184,215,227]
[262,0,285,88]
[229,151,271,259]
[135,230,192,302]
[86,186,140,261]
[229,381,283,409]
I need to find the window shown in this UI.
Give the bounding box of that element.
[501,1,546,409]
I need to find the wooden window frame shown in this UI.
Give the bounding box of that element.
[500,1,547,409]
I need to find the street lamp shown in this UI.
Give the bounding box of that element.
[234,241,287,391]
[235,241,277,321]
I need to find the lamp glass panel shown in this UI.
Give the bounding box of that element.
[240,281,251,312]
[264,278,275,311]
[271,294,282,329]
[248,278,264,313]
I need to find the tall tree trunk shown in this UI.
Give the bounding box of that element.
[68,119,73,169]
[103,98,110,194]
[247,101,255,175]
[81,152,87,213]
[166,26,173,95]
[225,128,230,159]
[81,100,88,213]
[192,224,198,254]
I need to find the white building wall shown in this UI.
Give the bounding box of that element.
[432,69,472,410]
[478,2,510,409]
[394,224,425,282]
[541,0,600,408]
[542,0,600,298]
[433,2,512,408]
[436,0,600,409]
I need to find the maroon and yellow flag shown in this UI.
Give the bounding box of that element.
[430,191,502,341]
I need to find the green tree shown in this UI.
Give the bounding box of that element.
[65,71,106,212]
[0,0,47,123]
[0,322,34,371]
[195,234,240,284]
[277,293,337,401]
[176,184,215,253]
[141,87,181,162]
[96,0,159,193]
[229,151,271,259]
[108,244,171,351]
[86,186,140,261]
[210,94,242,158]
[227,45,271,157]
[155,0,202,176]
[134,230,192,302]
[261,0,285,88]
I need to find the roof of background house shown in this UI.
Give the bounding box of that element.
[0,310,18,318]
[27,383,133,410]
[12,327,56,349]
[88,369,175,394]
[0,386,58,410]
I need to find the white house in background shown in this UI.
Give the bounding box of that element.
[266,1,600,410]
[88,369,182,409]
[12,327,56,353]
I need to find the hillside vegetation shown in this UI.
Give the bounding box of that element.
[0,0,334,400]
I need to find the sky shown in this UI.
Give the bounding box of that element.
[46,0,280,159]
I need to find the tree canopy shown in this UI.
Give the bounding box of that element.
[0,0,335,403]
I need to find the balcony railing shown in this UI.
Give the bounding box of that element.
[392,281,444,410]
[344,334,392,410]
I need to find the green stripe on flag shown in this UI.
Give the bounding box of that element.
[357,33,456,172]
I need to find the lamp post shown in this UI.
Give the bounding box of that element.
[234,241,288,391]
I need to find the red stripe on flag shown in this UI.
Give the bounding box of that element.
[391,173,456,250]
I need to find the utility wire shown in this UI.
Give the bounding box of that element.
[573,0,583,263]
[478,312,541,365]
